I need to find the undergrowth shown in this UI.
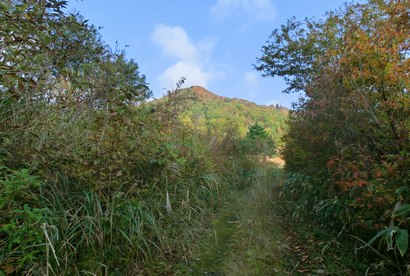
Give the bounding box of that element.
[280,172,408,275]
[0,98,262,274]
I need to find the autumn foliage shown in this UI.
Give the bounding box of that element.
[257,0,409,272]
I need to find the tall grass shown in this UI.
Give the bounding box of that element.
[51,189,163,274]
[0,167,167,274]
[222,165,288,275]
[1,84,265,274]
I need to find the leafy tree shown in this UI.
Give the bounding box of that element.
[0,0,150,112]
[177,86,288,147]
[257,0,409,270]
[0,0,150,164]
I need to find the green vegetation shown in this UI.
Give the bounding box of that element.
[187,165,286,275]
[1,0,408,274]
[181,163,366,275]
[0,1,286,274]
[257,0,409,274]
[243,122,276,156]
[178,86,288,149]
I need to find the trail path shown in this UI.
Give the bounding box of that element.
[185,165,356,275]
[189,167,291,275]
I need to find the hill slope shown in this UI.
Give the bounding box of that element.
[177,86,289,146]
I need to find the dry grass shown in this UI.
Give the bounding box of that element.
[267,156,285,168]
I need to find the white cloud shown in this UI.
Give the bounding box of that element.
[159,61,211,88]
[197,37,217,56]
[151,24,197,60]
[211,0,277,22]
[151,24,217,90]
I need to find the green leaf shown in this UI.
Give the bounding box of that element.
[396,186,408,194]
[396,229,408,257]
[368,228,388,245]
[393,204,410,217]
[386,226,400,250]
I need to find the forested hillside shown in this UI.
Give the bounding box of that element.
[175,85,288,148]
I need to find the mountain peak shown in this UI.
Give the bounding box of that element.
[175,85,288,111]
[188,86,226,102]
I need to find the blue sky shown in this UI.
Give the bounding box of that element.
[66,0,354,108]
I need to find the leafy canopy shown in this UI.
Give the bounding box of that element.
[256,0,409,269]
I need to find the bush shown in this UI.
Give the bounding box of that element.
[0,167,47,274]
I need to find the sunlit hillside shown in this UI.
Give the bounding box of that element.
[176,86,289,147]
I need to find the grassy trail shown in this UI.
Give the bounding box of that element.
[187,165,292,275]
[182,164,361,275]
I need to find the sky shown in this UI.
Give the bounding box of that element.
[65,0,354,108]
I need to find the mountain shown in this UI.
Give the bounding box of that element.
[177,86,289,146]
[189,86,227,102]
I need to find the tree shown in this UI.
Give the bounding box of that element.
[247,122,269,140]
[0,0,150,113]
[244,122,275,157]
[0,0,151,162]
[256,0,409,268]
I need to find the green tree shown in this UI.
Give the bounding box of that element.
[246,123,269,140]
[0,0,150,165]
[244,123,275,157]
[256,0,409,270]
[0,0,150,113]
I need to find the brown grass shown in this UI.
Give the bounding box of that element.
[267,156,285,168]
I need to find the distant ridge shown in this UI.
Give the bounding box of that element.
[189,86,227,102]
[165,85,289,146]
[182,86,288,111]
